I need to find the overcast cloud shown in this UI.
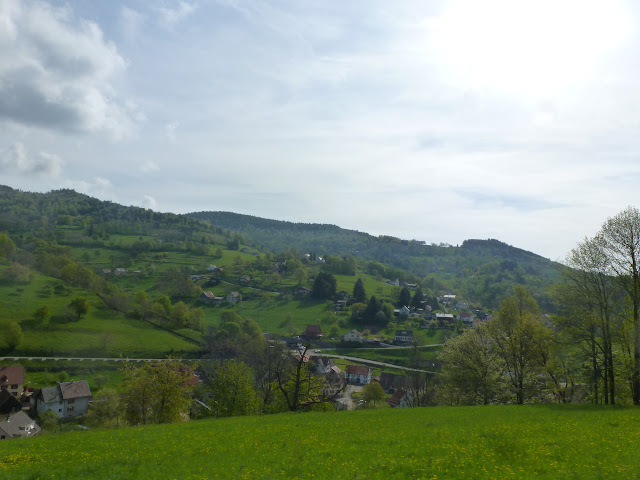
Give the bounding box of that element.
[1,0,639,261]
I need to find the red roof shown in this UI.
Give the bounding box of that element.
[0,366,25,386]
[346,365,370,376]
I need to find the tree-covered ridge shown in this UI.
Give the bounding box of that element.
[0,185,215,238]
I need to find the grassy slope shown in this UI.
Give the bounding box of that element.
[2,405,638,479]
[0,264,200,357]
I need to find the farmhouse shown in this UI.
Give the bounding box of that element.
[227,292,241,303]
[343,330,364,343]
[387,388,411,408]
[0,365,24,398]
[31,380,91,419]
[345,365,371,385]
[200,291,223,304]
[394,330,414,343]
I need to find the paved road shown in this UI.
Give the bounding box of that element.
[0,356,198,362]
[307,352,434,373]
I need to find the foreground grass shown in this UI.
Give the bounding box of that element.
[2,405,639,479]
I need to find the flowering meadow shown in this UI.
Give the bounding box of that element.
[2,404,640,479]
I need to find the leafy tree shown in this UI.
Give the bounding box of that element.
[69,296,90,320]
[33,305,51,325]
[293,268,308,286]
[352,278,367,303]
[362,382,386,408]
[122,360,195,425]
[0,232,16,259]
[311,272,337,300]
[553,236,619,404]
[2,262,33,284]
[85,388,122,428]
[599,206,640,404]
[203,361,260,417]
[487,286,551,404]
[4,321,23,350]
[397,286,411,308]
[438,324,504,405]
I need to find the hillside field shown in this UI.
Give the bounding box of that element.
[2,405,638,479]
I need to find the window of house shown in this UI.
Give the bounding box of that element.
[67,406,74,412]
[67,398,75,404]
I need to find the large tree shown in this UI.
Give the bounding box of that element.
[438,323,504,405]
[202,361,260,417]
[553,235,619,404]
[488,286,551,404]
[311,272,337,300]
[122,360,195,425]
[397,286,412,308]
[599,206,640,404]
[352,278,367,303]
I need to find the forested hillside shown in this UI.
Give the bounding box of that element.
[189,211,562,309]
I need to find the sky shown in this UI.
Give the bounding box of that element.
[1,0,639,261]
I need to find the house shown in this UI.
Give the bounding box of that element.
[345,365,371,385]
[336,291,351,300]
[226,292,240,303]
[440,294,456,305]
[436,313,455,326]
[0,411,40,440]
[459,312,473,324]
[102,268,112,275]
[0,389,23,414]
[334,299,347,310]
[200,291,223,304]
[312,356,333,374]
[387,388,411,408]
[456,301,470,310]
[0,366,24,397]
[32,380,91,419]
[398,306,410,318]
[394,330,414,343]
[238,275,251,284]
[296,287,312,296]
[114,268,126,275]
[305,325,322,339]
[207,265,220,272]
[343,330,364,343]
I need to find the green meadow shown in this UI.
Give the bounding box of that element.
[2,405,639,479]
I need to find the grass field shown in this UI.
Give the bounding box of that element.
[1,405,639,479]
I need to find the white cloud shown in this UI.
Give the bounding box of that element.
[65,177,114,198]
[141,195,157,210]
[0,0,139,138]
[0,142,64,177]
[156,1,197,29]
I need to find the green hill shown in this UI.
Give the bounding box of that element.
[1,405,638,479]
[188,211,562,309]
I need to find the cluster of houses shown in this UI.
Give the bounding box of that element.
[0,365,92,441]
[304,355,418,410]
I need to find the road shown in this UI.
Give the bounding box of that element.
[307,352,434,373]
[0,356,198,362]
[1,353,435,373]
